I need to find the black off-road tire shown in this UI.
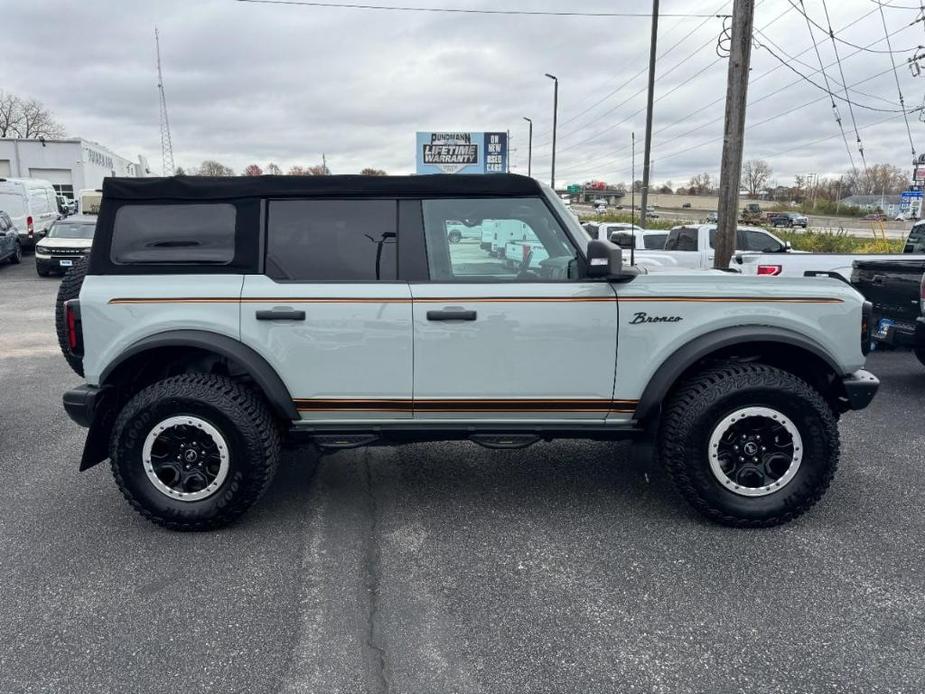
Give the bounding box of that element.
[55,255,88,376]
[658,363,839,528]
[109,374,281,531]
[10,242,22,264]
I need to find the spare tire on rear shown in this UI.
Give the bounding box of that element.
[55,256,88,377]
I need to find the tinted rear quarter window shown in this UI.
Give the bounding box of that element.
[666,227,698,251]
[266,199,397,281]
[111,204,236,264]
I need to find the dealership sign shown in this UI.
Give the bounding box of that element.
[416,131,508,174]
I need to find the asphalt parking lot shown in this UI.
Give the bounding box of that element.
[1,253,923,694]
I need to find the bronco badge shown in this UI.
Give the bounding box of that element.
[629,311,683,324]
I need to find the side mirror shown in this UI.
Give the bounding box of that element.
[586,239,624,279]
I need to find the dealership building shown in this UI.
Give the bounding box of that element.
[0,138,150,200]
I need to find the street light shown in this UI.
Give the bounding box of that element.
[522,117,533,178]
[545,73,558,190]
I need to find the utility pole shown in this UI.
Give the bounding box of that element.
[631,132,636,229]
[714,0,755,269]
[523,117,533,177]
[545,73,558,190]
[322,153,327,173]
[638,0,659,228]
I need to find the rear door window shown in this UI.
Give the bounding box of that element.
[665,227,698,251]
[111,204,236,264]
[266,199,397,281]
[643,233,666,249]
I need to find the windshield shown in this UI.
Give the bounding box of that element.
[541,184,591,243]
[48,222,95,239]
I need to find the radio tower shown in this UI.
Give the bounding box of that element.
[155,27,175,176]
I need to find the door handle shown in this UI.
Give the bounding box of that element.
[426,309,477,321]
[256,309,305,321]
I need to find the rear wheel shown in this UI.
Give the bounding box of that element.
[448,231,462,244]
[110,374,281,530]
[55,256,88,376]
[658,363,839,527]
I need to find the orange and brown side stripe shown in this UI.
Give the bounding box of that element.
[109,296,844,305]
[293,398,639,414]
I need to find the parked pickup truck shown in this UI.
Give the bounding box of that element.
[58,173,878,531]
[583,222,668,250]
[734,221,925,279]
[633,224,794,270]
[851,258,925,362]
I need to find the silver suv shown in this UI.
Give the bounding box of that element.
[59,174,878,530]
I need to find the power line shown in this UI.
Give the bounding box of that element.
[553,1,730,131]
[755,34,917,112]
[819,0,869,174]
[786,0,922,53]
[792,0,858,176]
[547,60,913,179]
[234,0,722,17]
[878,0,917,157]
[533,1,785,154]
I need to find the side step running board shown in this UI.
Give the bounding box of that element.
[469,434,541,449]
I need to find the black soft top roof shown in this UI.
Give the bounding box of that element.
[102,173,544,201]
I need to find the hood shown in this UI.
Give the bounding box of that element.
[36,237,93,250]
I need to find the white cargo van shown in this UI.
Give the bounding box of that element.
[0,178,60,248]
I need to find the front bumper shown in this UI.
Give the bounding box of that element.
[840,369,880,411]
[63,384,110,428]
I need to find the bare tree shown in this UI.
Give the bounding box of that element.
[846,163,907,196]
[0,91,65,138]
[194,160,235,176]
[361,168,387,176]
[0,92,19,137]
[242,163,263,176]
[265,162,282,175]
[174,166,186,175]
[289,163,330,176]
[742,159,772,196]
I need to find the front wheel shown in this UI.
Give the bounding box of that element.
[658,363,839,527]
[110,374,281,530]
[10,242,22,264]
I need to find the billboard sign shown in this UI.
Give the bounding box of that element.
[416,131,508,174]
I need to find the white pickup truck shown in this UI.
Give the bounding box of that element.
[734,223,925,279]
[631,224,795,270]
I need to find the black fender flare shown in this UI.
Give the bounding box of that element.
[634,326,841,422]
[100,330,298,420]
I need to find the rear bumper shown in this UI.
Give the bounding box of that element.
[63,384,109,428]
[840,369,880,411]
[870,313,919,347]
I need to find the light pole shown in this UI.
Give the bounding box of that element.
[545,73,558,190]
[523,117,533,178]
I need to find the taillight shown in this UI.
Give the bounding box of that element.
[26,215,34,236]
[64,300,83,355]
[757,264,782,276]
[861,301,872,356]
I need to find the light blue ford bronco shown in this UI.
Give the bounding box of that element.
[58,174,879,530]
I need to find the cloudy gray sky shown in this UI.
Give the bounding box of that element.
[2,0,923,187]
